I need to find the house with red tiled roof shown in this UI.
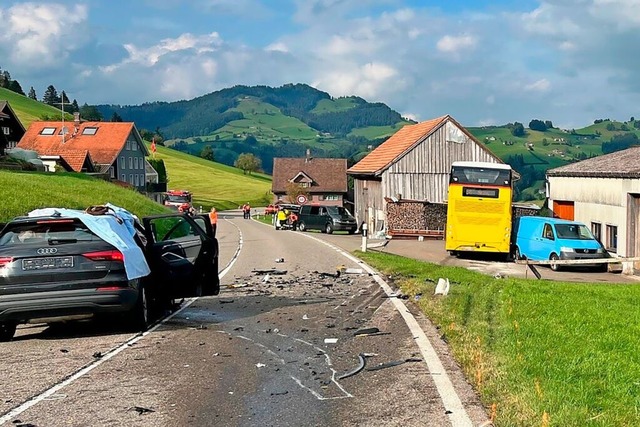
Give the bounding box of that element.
[0,101,26,155]
[18,113,152,191]
[347,115,505,235]
[272,151,348,206]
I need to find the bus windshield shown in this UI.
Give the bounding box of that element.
[450,166,511,186]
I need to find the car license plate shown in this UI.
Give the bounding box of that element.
[22,256,74,271]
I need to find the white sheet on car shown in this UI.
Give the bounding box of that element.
[27,207,150,280]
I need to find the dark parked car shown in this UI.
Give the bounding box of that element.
[297,205,357,234]
[0,209,219,341]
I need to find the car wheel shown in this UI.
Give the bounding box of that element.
[549,253,561,271]
[0,321,16,342]
[127,281,149,332]
[298,221,306,232]
[325,223,334,234]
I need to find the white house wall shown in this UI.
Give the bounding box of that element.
[383,121,500,203]
[548,176,640,257]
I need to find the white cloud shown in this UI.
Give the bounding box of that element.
[436,34,477,55]
[0,3,88,67]
[120,33,223,67]
[265,42,289,53]
[524,78,551,92]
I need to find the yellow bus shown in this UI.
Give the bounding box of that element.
[445,161,513,257]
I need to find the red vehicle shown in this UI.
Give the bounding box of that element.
[163,190,192,210]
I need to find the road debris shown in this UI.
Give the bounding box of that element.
[366,357,422,371]
[324,338,338,344]
[92,351,102,359]
[344,268,364,274]
[252,269,288,275]
[129,406,155,415]
[353,327,379,336]
[275,258,285,263]
[256,363,266,368]
[226,283,249,289]
[338,353,368,380]
[434,278,450,296]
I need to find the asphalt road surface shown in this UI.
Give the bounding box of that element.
[0,211,490,427]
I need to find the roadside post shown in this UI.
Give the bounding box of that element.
[361,223,368,252]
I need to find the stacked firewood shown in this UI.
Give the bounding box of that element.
[385,199,447,232]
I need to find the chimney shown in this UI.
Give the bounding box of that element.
[73,112,80,128]
[305,148,311,163]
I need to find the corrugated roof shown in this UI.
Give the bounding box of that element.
[18,121,146,166]
[347,116,449,175]
[272,157,347,193]
[547,146,640,178]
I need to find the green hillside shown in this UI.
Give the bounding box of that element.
[148,143,272,210]
[468,119,640,201]
[0,87,69,128]
[97,84,413,174]
[0,170,168,222]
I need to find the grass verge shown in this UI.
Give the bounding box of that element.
[0,170,169,222]
[357,250,640,426]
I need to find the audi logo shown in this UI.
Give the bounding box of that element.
[36,248,58,255]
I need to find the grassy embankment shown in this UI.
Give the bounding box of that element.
[149,143,272,211]
[0,87,71,128]
[358,251,640,427]
[0,170,168,222]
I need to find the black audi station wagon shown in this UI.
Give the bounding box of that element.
[0,209,219,341]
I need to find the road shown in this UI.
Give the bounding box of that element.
[0,211,490,427]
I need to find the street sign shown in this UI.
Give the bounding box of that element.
[296,194,308,204]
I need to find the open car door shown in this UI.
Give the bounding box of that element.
[142,213,219,299]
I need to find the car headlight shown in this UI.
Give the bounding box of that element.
[596,247,605,254]
[560,247,574,252]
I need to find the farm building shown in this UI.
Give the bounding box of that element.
[347,115,505,236]
[546,146,640,272]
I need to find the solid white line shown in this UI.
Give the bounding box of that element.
[0,220,245,425]
[296,233,474,427]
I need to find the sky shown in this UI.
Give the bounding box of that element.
[1,0,639,129]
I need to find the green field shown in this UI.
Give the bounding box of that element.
[0,170,168,222]
[359,251,640,427]
[0,87,70,128]
[150,142,272,210]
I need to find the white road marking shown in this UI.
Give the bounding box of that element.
[296,233,474,427]
[0,219,245,425]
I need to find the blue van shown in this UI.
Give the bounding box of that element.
[513,216,606,271]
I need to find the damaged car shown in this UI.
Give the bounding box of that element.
[0,205,219,341]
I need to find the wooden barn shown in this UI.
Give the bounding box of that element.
[347,115,505,236]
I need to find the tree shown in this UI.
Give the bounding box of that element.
[110,112,123,122]
[7,80,25,95]
[28,86,37,100]
[510,122,525,137]
[60,91,71,108]
[605,123,616,131]
[70,99,79,113]
[285,182,309,204]
[200,145,215,162]
[79,103,103,121]
[234,153,261,175]
[528,119,547,132]
[42,85,60,106]
[544,120,553,129]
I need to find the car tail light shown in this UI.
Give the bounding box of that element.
[0,257,13,268]
[82,250,124,262]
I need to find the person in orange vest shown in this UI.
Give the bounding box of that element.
[209,207,218,237]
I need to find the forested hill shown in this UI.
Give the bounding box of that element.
[96,84,407,140]
[95,83,412,174]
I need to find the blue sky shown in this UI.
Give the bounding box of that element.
[1,0,638,128]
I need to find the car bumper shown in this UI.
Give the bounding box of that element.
[0,285,138,323]
[332,223,357,232]
[559,252,604,260]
